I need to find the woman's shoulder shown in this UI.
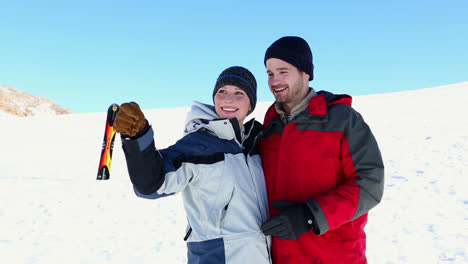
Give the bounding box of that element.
[170,130,240,156]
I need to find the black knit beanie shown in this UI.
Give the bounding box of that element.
[213,66,257,112]
[264,36,314,81]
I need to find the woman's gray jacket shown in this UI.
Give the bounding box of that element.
[121,101,271,264]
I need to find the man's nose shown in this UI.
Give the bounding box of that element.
[269,75,281,86]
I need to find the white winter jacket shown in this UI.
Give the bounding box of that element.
[121,101,271,264]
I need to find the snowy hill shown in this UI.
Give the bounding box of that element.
[0,85,73,116]
[0,82,466,263]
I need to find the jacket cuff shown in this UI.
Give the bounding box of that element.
[305,200,328,235]
[303,203,319,235]
[120,120,150,140]
[122,123,154,152]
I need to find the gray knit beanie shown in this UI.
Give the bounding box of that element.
[213,66,257,112]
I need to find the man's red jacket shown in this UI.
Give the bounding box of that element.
[258,91,384,264]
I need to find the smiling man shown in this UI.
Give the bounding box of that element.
[258,36,385,264]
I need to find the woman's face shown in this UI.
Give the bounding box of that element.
[214,85,251,126]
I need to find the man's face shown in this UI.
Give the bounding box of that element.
[266,58,310,112]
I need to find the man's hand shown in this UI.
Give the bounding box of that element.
[261,201,316,240]
[114,102,147,137]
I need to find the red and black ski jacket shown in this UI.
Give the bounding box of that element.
[258,91,384,264]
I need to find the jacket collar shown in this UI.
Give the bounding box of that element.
[275,88,317,123]
[263,90,352,126]
[184,101,236,141]
[184,101,260,146]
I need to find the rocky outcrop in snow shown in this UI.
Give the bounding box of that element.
[0,85,73,116]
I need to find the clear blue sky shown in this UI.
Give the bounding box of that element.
[1,0,467,113]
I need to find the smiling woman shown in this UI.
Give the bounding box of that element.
[112,66,271,263]
[214,85,251,126]
[212,66,258,127]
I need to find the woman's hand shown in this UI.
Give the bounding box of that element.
[114,102,147,137]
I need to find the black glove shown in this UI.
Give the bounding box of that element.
[261,201,316,240]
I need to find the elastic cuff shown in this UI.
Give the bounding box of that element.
[303,203,319,235]
[130,120,150,139]
[121,124,154,152]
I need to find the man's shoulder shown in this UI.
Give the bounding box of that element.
[316,90,352,107]
[327,102,362,123]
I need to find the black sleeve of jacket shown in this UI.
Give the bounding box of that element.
[121,127,166,195]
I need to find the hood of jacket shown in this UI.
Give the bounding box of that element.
[184,101,238,141]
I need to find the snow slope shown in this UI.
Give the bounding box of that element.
[0,82,466,263]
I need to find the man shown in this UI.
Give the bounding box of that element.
[258,36,384,264]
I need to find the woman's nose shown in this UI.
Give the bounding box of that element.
[221,93,234,102]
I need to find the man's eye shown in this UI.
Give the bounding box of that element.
[235,91,246,95]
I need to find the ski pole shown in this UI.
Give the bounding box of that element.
[97,103,119,180]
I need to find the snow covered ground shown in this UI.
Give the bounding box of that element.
[0,82,467,263]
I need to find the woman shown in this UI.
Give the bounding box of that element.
[114,66,271,263]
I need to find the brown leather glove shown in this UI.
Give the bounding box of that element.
[114,102,147,137]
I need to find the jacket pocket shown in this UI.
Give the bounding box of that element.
[217,187,235,235]
[184,225,192,241]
